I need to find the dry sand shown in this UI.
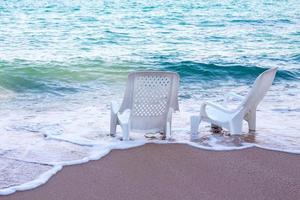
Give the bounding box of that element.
[2,144,300,200]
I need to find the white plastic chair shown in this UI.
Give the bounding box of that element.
[110,71,180,140]
[191,67,278,135]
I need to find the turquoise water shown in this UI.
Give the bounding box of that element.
[0,0,300,93]
[0,0,300,194]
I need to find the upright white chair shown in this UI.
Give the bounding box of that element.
[110,71,179,140]
[191,67,278,135]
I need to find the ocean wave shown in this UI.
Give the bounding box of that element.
[158,61,300,82]
[0,60,102,93]
[0,59,299,93]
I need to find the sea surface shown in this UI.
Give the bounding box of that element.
[0,0,300,194]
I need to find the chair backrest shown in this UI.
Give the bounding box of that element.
[239,67,278,112]
[120,71,179,131]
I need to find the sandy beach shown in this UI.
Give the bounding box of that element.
[2,144,300,200]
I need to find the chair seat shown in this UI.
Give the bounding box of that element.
[205,105,233,123]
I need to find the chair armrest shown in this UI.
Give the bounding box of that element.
[225,92,244,101]
[111,101,120,115]
[117,109,131,124]
[223,92,244,105]
[200,101,233,118]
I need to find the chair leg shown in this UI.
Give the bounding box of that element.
[165,108,173,140]
[247,110,256,131]
[121,123,130,141]
[110,114,118,136]
[190,116,201,135]
[166,122,171,139]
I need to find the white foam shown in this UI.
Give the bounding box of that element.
[0,165,62,195]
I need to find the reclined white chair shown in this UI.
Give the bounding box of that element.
[191,67,278,135]
[110,71,179,140]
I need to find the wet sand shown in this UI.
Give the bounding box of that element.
[2,144,300,200]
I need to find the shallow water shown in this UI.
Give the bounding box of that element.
[0,0,300,195]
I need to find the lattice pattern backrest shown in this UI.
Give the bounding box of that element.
[132,75,171,117]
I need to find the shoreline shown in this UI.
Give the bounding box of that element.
[2,144,300,200]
